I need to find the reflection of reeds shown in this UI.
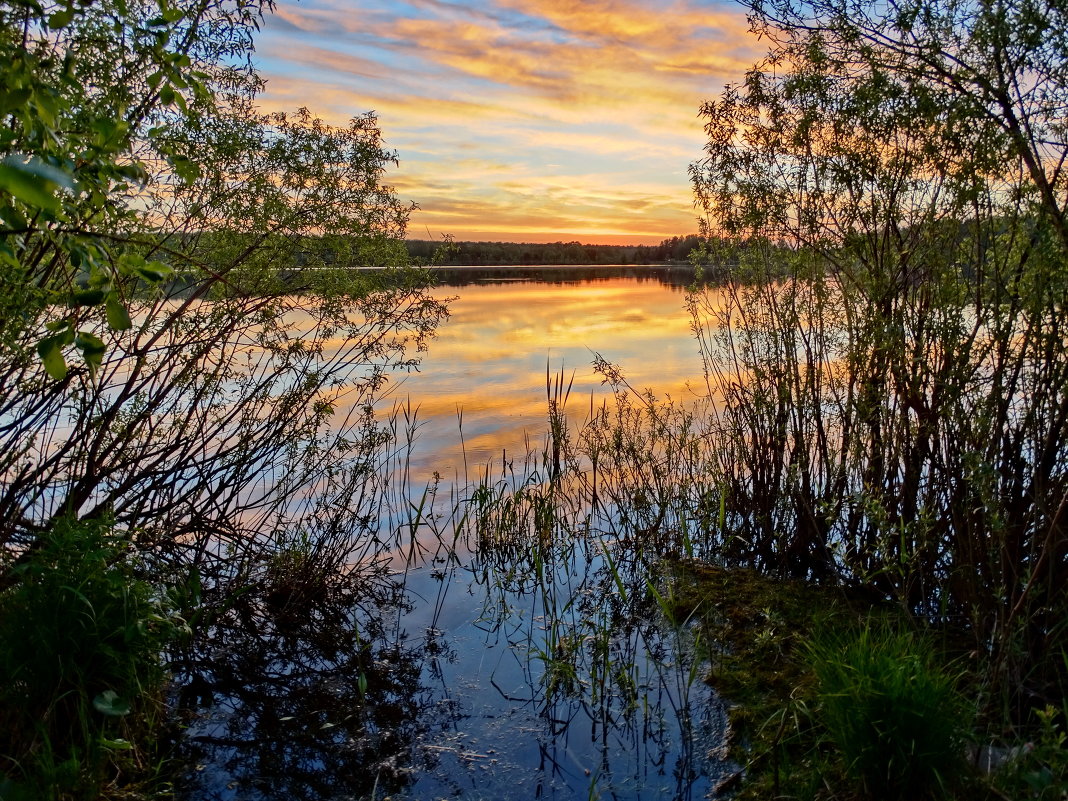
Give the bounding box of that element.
[415,370,733,797]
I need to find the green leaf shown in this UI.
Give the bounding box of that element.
[75,330,106,355]
[90,117,130,148]
[116,162,149,184]
[0,239,17,268]
[0,200,28,231]
[135,261,173,283]
[0,88,32,114]
[48,8,75,29]
[106,296,132,331]
[37,337,67,380]
[171,155,201,183]
[33,92,59,128]
[76,331,106,376]
[70,288,107,306]
[45,319,75,337]
[0,155,72,213]
[93,690,132,717]
[17,159,71,189]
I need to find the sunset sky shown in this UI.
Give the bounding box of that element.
[253,0,762,244]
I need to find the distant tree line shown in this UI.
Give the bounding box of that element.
[405,235,705,265]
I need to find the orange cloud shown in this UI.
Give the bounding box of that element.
[256,0,757,243]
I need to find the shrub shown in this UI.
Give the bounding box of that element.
[990,702,1068,801]
[0,518,175,799]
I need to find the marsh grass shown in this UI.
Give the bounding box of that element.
[658,560,988,800]
[418,372,735,796]
[808,620,972,800]
[423,339,1068,799]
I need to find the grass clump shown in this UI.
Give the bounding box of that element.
[808,621,971,800]
[664,561,989,800]
[0,517,176,800]
[662,561,848,797]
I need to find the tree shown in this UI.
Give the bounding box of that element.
[0,1,447,551]
[0,2,450,796]
[0,3,447,791]
[690,0,1068,708]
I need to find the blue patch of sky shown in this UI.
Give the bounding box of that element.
[482,6,575,43]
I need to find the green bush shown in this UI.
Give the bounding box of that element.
[0,518,175,799]
[990,702,1068,801]
[808,620,971,800]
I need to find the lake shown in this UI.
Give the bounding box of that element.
[179,266,736,801]
[387,266,712,483]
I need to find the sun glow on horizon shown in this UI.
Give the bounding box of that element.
[255,0,758,245]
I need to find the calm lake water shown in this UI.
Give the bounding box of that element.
[182,267,734,801]
[389,266,710,484]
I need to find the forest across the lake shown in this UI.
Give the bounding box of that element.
[403,234,706,265]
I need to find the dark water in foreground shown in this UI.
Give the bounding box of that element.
[179,268,733,800]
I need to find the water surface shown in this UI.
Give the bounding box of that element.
[388,268,711,483]
[180,267,733,800]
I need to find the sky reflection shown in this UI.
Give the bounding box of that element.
[376,274,720,485]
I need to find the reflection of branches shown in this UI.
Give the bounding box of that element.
[171,548,433,801]
[462,495,715,798]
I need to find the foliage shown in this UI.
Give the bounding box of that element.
[662,562,844,799]
[808,620,971,800]
[0,0,267,368]
[663,562,998,801]
[0,2,447,796]
[688,0,1068,720]
[990,702,1068,800]
[0,517,175,799]
[0,0,447,549]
